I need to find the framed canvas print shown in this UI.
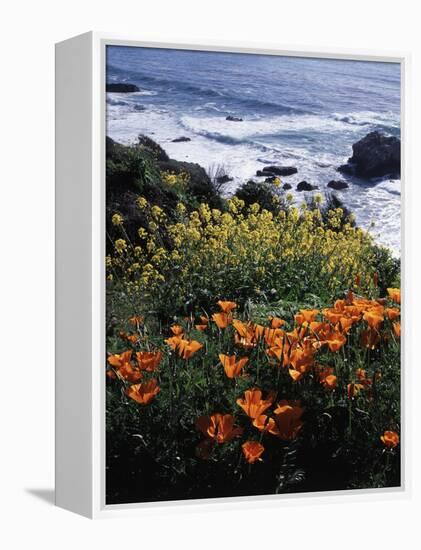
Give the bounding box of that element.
[55,32,408,518]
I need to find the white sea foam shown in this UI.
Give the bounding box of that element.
[179,113,375,143]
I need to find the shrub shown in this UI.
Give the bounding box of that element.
[106,196,392,319]
[235,180,284,214]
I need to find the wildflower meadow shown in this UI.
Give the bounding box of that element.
[105,136,401,504]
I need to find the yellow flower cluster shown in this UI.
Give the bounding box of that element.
[111,213,124,226]
[108,198,377,300]
[161,170,190,192]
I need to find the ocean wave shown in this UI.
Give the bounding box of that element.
[108,64,307,116]
[180,112,365,143]
[106,95,130,107]
[332,110,400,129]
[132,90,157,96]
[178,110,401,156]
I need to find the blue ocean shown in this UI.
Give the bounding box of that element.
[106,46,401,253]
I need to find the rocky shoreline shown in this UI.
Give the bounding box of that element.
[155,129,401,193]
[106,128,402,257]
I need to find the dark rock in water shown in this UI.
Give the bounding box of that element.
[259,165,298,177]
[106,83,140,93]
[327,180,349,190]
[297,181,318,192]
[282,183,292,190]
[216,174,233,184]
[264,176,279,183]
[172,136,191,142]
[338,131,400,178]
[337,163,355,176]
[226,115,243,122]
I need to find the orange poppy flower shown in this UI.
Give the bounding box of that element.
[195,414,243,444]
[347,382,364,398]
[317,366,337,390]
[339,316,354,334]
[217,300,237,313]
[252,324,265,340]
[355,368,366,381]
[343,305,362,319]
[360,328,380,349]
[386,308,400,321]
[380,430,399,449]
[165,335,182,350]
[323,374,337,389]
[352,297,379,312]
[253,401,304,440]
[126,378,160,405]
[309,321,330,336]
[393,321,401,339]
[242,441,264,464]
[136,350,162,372]
[266,341,285,362]
[195,315,209,331]
[116,362,143,383]
[236,388,274,419]
[219,354,248,378]
[355,368,372,387]
[264,327,285,346]
[288,342,314,372]
[107,350,132,368]
[363,310,384,330]
[270,317,286,329]
[252,414,277,434]
[233,319,258,348]
[321,329,347,352]
[387,288,401,304]
[212,312,232,329]
[322,309,343,325]
[295,309,319,325]
[178,339,203,359]
[128,315,144,327]
[126,333,140,344]
[232,319,249,337]
[107,350,142,382]
[334,299,347,311]
[170,324,184,336]
[289,368,304,382]
[235,334,256,349]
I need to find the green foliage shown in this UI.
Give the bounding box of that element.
[235,180,285,214]
[106,140,161,193]
[371,245,400,295]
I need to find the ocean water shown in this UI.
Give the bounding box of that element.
[106,46,401,254]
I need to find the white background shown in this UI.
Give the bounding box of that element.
[1,0,420,547]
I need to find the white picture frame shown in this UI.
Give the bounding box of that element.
[55,31,410,518]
